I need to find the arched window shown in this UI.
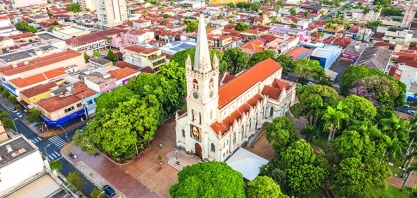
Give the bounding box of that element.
[211,143,215,151]
[242,126,245,137]
[199,112,201,124]
[191,109,194,121]
[209,78,214,89]
[193,79,198,90]
[270,106,273,117]
[249,118,252,129]
[210,110,213,119]
[233,132,236,143]
[182,129,185,137]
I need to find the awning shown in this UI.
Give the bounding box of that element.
[226,148,269,181]
[325,69,338,79]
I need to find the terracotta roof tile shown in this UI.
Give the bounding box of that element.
[9,67,66,88]
[65,28,127,47]
[388,66,402,80]
[37,95,81,112]
[108,67,137,80]
[20,82,57,98]
[218,58,281,108]
[286,47,313,60]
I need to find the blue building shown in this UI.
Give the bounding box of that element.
[310,45,342,69]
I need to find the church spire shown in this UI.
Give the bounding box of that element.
[193,14,212,74]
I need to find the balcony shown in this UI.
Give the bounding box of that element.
[148,54,165,61]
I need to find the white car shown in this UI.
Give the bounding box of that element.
[10,108,18,114]
[15,112,23,118]
[307,82,315,85]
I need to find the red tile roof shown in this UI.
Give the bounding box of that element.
[262,79,292,100]
[388,66,402,80]
[108,67,137,80]
[9,67,66,88]
[332,37,352,49]
[241,39,264,53]
[286,47,313,60]
[65,28,127,47]
[218,58,281,108]
[124,45,159,54]
[37,95,81,112]
[71,82,97,99]
[20,82,57,98]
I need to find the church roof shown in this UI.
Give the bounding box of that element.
[262,79,292,100]
[218,58,282,108]
[193,14,212,73]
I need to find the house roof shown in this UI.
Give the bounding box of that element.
[241,39,264,53]
[108,67,137,80]
[262,79,292,100]
[218,58,281,108]
[355,46,392,71]
[394,56,417,68]
[124,45,159,54]
[332,37,352,49]
[37,95,81,112]
[65,28,127,47]
[9,67,66,88]
[286,47,313,60]
[374,41,395,50]
[388,66,402,80]
[20,82,57,98]
[71,82,97,99]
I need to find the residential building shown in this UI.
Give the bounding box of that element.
[0,16,17,37]
[383,30,414,45]
[80,0,96,11]
[175,15,296,163]
[132,20,152,28]
[355,46,392,72]
[0,36,15,49]
[241,39,264,56]
[210,20,229,30]
[52,26,91,39]
[122,45,166,70]
[108,67,140,86]
[310,45,342,69]
[341,42,367,61]
[95,0,128,26]
[159,41,195,55]
[89,57,113,68]
[0,136,67,197]
[127,29,154,45]
[12,0,47,8]
[285,47,313,60]
[0,50,84,96]
[82,72,117,93]
[19,82,59,108]
[208,35,233,52]
[65,28,127,54]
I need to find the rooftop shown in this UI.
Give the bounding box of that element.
[19,82,57,98]
[37,94,82,112]
[0,45,55,64]
[65,28,127,47]
[84,72,115,84]
[108,67,137,80]
[89,57,112,65]
[355,46,392,71]
[286,47,313,60]
[0,136,36,168]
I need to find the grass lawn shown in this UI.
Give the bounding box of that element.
[364,185,410,198]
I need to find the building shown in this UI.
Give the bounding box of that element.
[175,15,296,162]
[341,42,367,61]
[122,45,166,71]
[95,0,128,27]
[52,26,91,40]
[355,46,392,72]
[19,82,59,108]
[12,0,47,8]
[310,45,342,69]
[0,136,65,197]
[383,30,414,45]
[80,0,96,11]
[285,47,313,60]
[82,72,117,93]
[108,67,140,86]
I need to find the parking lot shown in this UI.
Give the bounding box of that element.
[329,58,354,83]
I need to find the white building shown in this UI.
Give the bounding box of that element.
[175,15,296,161]
[12,0,47,8]
[95,0,128,27]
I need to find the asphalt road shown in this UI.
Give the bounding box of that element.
[323,1,355,20]
[0,103,95,196]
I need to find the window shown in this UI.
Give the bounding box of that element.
[87,100,93,105]
[211,143,215,151]
[193,79,198,90]
[270,106,274,117]
[77,103,82,108]
[191,110,194,121]
[64,106,75,113]
[249,118,252,129]
[199,113,201,124]
[182,129,185,137]
[210,110,212,119]
[233,132,236,143]
[209,78,214,89]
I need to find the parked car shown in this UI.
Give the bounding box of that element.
[307,82,315,85]
[407,110,416,116]
[404,104,410,108]
[103,185,115,197]
[15,112,23,118]
[10,108,18,114]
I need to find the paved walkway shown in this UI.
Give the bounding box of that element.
[166,149,201,171]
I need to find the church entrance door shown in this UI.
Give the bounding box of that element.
[195,143,202,157]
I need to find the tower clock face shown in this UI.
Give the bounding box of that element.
[193,91,199,99]
[209,91,214,98]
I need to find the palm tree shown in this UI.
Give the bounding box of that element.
[384,137,404,161]
[380,113,410,145]
[322,102,349,140]
[104,36,112,49]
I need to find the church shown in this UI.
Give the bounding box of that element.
[175,14,297,162]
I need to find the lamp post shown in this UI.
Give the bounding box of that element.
[12,118,18,134]
[44,144,51,161]
[175,150,178,161]
[58,124,69,143]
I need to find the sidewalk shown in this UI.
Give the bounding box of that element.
[62,143,160,198]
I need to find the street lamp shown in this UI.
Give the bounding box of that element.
[12,118,18,134]
[57,124,69,143]
[175,150,178,161]
[44,144,51,161]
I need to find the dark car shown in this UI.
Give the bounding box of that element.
[103,185,116,197]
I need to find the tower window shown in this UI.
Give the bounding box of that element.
[233,132,236,143]
[199,112,202,124]
[270,106,273,117]
[211,143,215,151]
[209,78,214,89]
[191,109,194,121]
[210,110,212,119]
[182,129,185,137]
[193,79,198,90]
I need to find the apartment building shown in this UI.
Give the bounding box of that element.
[95,0,128,27]
[0,50,85,96]
[80,0,96,11]
[12,0,47,8]
[122,45,166,71]
[383,30,414,45]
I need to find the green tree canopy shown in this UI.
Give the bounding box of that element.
[330,157,370,197]
[96,86,134,112]
[220,48,250,74]
[289,7,297,16]
[93,50,101,57]
[66,3,81,13]
[90,188,104,198]
[250,2,261,11]
[235,22,250,31]
[248,50,276,66]
[170,48,223,68]
[280,139,316,168]
[105,49,118,64]
[0,110,13,129]
[266,116,298,152]
[83,52,90,62]
[15,21,37,33]
[186,21,198,32]
[66,172,85,192]
[247,176,288,198]
[274,54,295,74]
[49,160,62,171]
[27,108,41,123]
[169,161,245,198]
[293,58,325,85]
[286,164,326,196]
[341,95,377,123]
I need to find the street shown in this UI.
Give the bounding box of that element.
[0,102,96,196]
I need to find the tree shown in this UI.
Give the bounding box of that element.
[104,36,112,49]
[274,54,295,74]
[220,48,250,74]
[266,117,298,152]
[249,50,276,66]
[93,50,101,57]
[351,75,399,107]
[15,21,37,33]
[280,139,316,168]
[1,90,8,98]
[142,9,148,16]
[8,95,16,103]
[380,112,410,146]
[169,161,245,198]
[170,48,223,68]
[289,6,296,16]
[227,2,235,8]
[293,58,325,85]
[330,158,370,197]
[290,23,297,28]
[290,85,339,126]
[335,130,364,159]
[83,52,90,62]
[247,176,288,198]
[27,108,41,123]
[322,102,349,140]
[341,95,377,124]
[49,160,62,171]
[286,164,326,196]
[235,22,250,31]
[159,61,186,102]
[304,11,310,18]
[90,188,105,198]
[96,86,134,112]
[66,3,81,13]
[186,21,198,32]
[250,2,261,11]
[0,110,13,129]
[66,172,85,193]
[106,49,118,64]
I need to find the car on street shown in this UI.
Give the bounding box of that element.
[404,104,410,108]
[407,110,416,116]
[15,112,23,118]
[103,185,115,197]
[307,82,315,85]
[10,108,18,114]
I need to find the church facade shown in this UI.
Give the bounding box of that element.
[175,15,296,162]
